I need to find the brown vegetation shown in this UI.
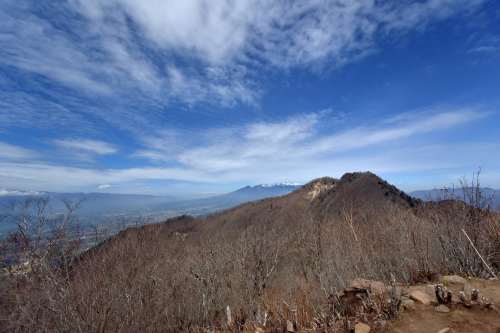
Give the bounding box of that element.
[1,172,499,332]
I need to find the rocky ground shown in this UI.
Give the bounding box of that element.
[387,276,500,333]
[262,276,500,333]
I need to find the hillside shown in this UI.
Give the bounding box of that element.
[195,172,419,236]
[1,172,499,332]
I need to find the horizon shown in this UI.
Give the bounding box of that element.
[1,173,499,198]
[1,1,500,195]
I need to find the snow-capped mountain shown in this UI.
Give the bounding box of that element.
[252,182,303,188]
[154,182,303,215]
[0,189,44,196]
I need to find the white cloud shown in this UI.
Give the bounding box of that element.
[0,91,97,132]
[171,108,485,173]
[97,184,111,190]
[309,109,486,155]
[0,142,37,160]
[0,0,485,111]
[166,65,257,107]
[54,139,117,155]
[132,107,488,180]
[73,0,484,68]
[110,0,254,64]
[468,35,500,54]
[0,4,113,95]
[0,107,494,192]
[0,162,211,192]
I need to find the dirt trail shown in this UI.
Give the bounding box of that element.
[388,279,500,333]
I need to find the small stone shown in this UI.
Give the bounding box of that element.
[471,289,479,302]
[458,291,471,307]
[437,328,451,333]
[354,322,371,333]
[286,320,295,332]
[226,305,232,326]
[441,275,467,286]
[435,305,450,313]
[410,290,433,305]
[401,298,416,311]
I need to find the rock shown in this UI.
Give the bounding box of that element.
[226,305,232,326]
[401,298,416,311]
[435,305,450,313]
[425,284,436,296]
[410,290,432,305]
[286,320,295,332]
[441,275,467,286]
[458,291,471,307]
[255,327,264,333]
[350,278,387,295]
[463,282,472,301]
[437,328,451,333]
[374,319,387,330]
[354,322,371,333]
[435,285,453,304]
[471,289,479,301]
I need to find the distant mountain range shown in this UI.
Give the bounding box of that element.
[157,183,302,215]
[410,188,500,210]
[0,183,302,234]
[2,182,497,235]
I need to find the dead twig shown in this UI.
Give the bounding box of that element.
[461,229,497,279]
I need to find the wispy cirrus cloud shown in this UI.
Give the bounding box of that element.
[53,139,117,155]
[0,91,97,132]
[163,107,486,174]
[309,108,486,156]
[72,0,485,68]
[0,106,495,192]
[0,0,485,112]
[468,35,500,54]
[0,142,37,161]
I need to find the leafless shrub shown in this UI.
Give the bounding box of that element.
[1,172,498,332]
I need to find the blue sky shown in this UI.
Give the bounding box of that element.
[1,0,499,196]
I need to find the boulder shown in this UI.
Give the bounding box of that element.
[425,284,436,296]
[441,275,467,286]
[435,305,450,313]
[409,290,433,305]
[350,278,387,295]
[354,322,371,333]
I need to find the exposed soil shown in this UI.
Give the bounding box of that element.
[388,279,500,333]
